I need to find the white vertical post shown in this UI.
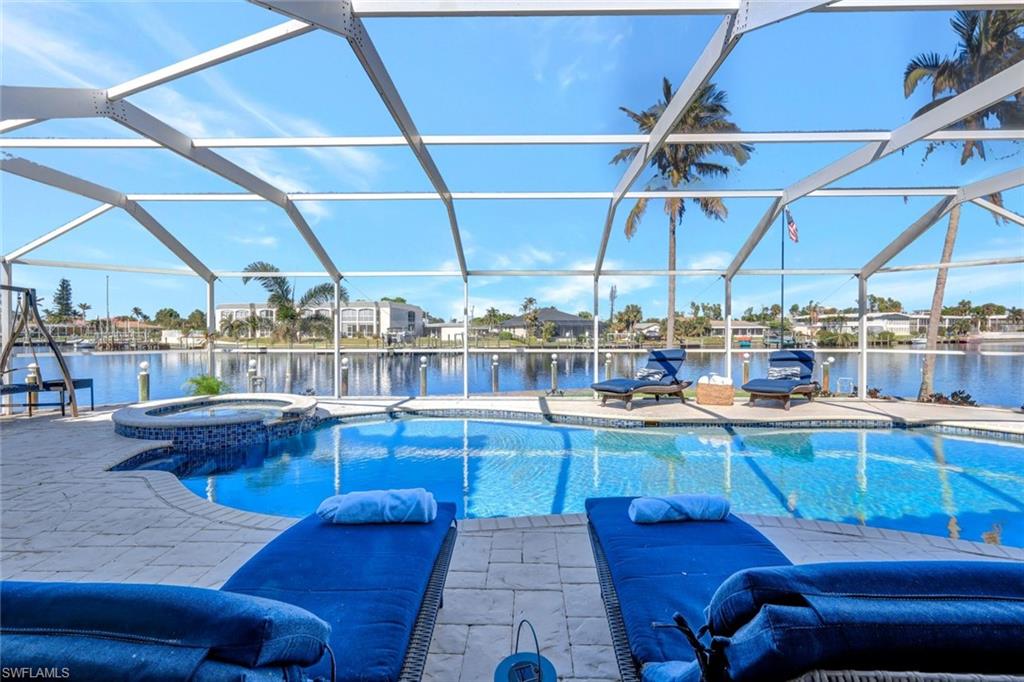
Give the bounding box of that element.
[724,276,733,381]
[592,276,600,382]
[1,261,13,414]
[857,275,868,399]
[462,278,469,398]
[206,279,216,376]
[333,279,341,398]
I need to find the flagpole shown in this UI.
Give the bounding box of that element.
[780,206,785,349]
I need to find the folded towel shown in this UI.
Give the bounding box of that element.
[316,488,438,524]
[628,494,730,524]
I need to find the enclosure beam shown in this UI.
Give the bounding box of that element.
[596,0,834,276]
[333,280,342,399]
[878,255,1024,272]
[118,187,964,202]
[0,21,314,134]
[1,261,12,414]
[0,156,214,281]
[349,0,1024,17]
[859,198,956,278]
[248,0,468,280]
[726,58,1024,279]
[206,281,216,376]
[592,277,600,382]
[9,259,196,276]
[861,167,1024,277]
[724,276,733,380]
[463,280,470,397]
[4,129,1022,148]
[0,87,341,282]
[4,204,115,262]
[857,275,868,400]
[971,198,1024,227]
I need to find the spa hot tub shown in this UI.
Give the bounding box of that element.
[112,393,319,453]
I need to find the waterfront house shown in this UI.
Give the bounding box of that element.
[500,307,595,339]
[216,300,424,340]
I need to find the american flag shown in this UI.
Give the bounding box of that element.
[785,208,799,243]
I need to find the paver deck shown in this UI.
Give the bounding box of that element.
[2,398,1022,681]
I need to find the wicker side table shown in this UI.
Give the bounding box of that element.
[696,381,734,406]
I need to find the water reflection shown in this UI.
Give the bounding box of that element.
[118,419,1024,547]
[10,345,1023,407]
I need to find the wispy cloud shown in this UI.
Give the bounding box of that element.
[0,6,130,87]
[686,250,732,270]
[229,233,279,248]
[528,17,631,91]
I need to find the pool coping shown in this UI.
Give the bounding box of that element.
[111,393,317,428]
[312,405,1024,443]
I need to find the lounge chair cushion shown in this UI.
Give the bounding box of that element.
[741,378,804,395]
[585,497,790,668]
[0,581,330,674]
[706,561,1024,681]
[592,377,676,394]
[766,350,814,382]
[222,503,457,682]
[766,366,800,380]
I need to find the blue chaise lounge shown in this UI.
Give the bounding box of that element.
[741,350,818,410]
[0,503,458,682]
[591,349,691,411]
[586,496,1024,682]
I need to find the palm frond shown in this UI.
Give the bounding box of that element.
[610,144,643,165]
[624,199,648,240]
[298,282,337,309]
[903,53,948,97]
[241,261,292,303]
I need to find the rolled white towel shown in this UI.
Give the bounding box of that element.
[316,488,438,524]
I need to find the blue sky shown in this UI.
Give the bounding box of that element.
[1,1,1021,322]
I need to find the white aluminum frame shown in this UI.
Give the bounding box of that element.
[0,156,214,281]
[2,0,1022,400]
[3,129,1020,149]
[247,0,468,280]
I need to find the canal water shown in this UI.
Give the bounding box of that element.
[8,345,1022,408]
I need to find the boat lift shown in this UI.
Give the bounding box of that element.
[0,284,79,417]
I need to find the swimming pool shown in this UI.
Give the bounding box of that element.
[132,417,1024,547]
[150,400,288,421]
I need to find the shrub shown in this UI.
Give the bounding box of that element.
[185,374,229,396]
[921,390,977,407]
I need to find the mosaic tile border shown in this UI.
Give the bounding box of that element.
[114,412,325,454]
[323,408,1024,442]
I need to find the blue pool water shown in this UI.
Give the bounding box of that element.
[138,418,1024,547]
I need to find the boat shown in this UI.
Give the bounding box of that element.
[910,337,927,346]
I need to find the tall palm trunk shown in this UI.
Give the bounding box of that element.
[917,204,961,400]
[666,216,677,346]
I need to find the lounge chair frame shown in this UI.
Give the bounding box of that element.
[397,525,457,682]
[598,381,693,411]
[745,383,817,411]
[587,522,1024,682]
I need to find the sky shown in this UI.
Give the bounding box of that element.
[0,1,1021,322]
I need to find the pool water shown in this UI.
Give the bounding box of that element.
[146,418,1024,547]
[152,400,287,421]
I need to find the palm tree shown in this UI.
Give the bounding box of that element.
[520,297,540,338]
[77,302,91,319]
[241,262,348,345]
[613,79,752,345]
[220,316,245,341]
[904,10,1024,400]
